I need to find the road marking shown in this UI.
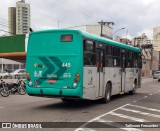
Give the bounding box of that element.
[97,119,142,131]
[75,104,160,131]
[75,128,96,131]
[108,112,147,122]
[128,104,160,112]
[75,104,130,131]
[149,94,153,96]
[133,101,137,103]
[120,108,160,118]
[88,104,130,122]
[143,96,148,98]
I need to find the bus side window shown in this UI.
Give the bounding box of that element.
[138,53,142,68]
[106,45,113,67]
[113,47,120,67]
[126,51,133,68]
[83,40,96,66]
[133,52,138,68]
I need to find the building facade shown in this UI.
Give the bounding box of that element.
[8,7,16,36]
[69,25,113,39]
[16,0,30,35]
[153,26,160,51]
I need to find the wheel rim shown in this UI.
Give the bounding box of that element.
[105,84,111,101]
[133,83,136,93]
[106,89,110,100]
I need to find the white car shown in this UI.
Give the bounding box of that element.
[153,71,160,79]
[0,71,9,79]
[10,69,26,79]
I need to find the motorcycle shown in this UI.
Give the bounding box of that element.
[6,79,26,95]
[0,79,10,97]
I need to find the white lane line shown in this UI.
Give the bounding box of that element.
[120,108,160,118]
[75,128,96,131]
[121,128,143,131]
[149,94,153,96]
[0,107,4,109]
[88,104,130,122]
[143,96,148,98]
[75,104,130,131]
[133,101,137,103]
[128,104,160,112]
[109,112,147,122]
[97,119,142,131]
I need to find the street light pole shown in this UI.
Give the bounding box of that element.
[113,27,125,36]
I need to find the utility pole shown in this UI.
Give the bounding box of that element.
[98,20,114,37]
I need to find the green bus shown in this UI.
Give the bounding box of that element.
[26,29,142,103]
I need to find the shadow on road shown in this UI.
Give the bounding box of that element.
[32,92,147,111]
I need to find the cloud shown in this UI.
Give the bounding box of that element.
[0,0,160,39]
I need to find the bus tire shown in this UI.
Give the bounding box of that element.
[129,81,137,95]
[102,83,111,103]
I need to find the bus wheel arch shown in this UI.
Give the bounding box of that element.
[129,78,137,95]
[102,81,112,103]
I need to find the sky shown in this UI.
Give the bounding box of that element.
[0,0,160,39]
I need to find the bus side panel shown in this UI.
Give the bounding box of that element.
[125,68,135,92]
[83,67,97,100]
[104,67,121,96]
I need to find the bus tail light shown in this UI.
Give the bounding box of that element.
[74,73,80,83]
[74,78,79,83]
[26,72,30,77]
[26,72,31,81]
[27,77,31,81]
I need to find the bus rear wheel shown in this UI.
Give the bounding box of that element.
[129,81,137,95]
[102,83,111,103]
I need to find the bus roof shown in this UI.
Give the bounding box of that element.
[81,31,141,53]
[30,29,141,53]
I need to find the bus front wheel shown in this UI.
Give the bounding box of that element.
[102,83,111,103]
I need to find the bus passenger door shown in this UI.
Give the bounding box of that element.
[96,49,104,97]
[121,51,126,92]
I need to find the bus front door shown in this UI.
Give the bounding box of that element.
[121,52,126,93]
[96,49,104,98]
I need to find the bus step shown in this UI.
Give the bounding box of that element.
[120,92,125,95]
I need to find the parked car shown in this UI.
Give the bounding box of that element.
[10,69,26,79]
[153,71,160,79]
[0,71,9,79]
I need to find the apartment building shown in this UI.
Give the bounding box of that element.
[16,0,30,34]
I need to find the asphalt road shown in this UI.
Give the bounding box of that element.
[0,78,160,131]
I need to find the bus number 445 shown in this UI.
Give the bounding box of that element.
[62,63,71,67]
